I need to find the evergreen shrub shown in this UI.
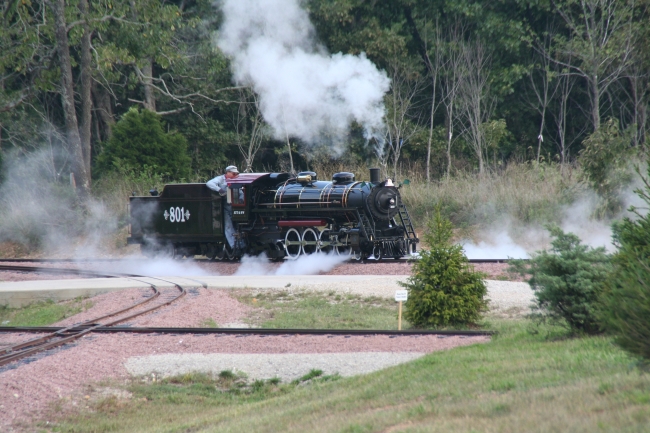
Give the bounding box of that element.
[599,165,650,360]
[510,226,611,334]
[95,107,191,180]
[401,209,487,327]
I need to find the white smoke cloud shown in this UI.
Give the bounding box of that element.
[88,257,210,278]
[215,0,390,151]
[234,251,347,276]
[461,181,650,259]
[462,231,531,260]
[559,194,615,252]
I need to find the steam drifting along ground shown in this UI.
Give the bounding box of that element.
[0,257,521,281]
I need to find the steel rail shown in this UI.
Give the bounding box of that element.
[0,266,190,367]
[0,258,146,263]
[0,326,494,336]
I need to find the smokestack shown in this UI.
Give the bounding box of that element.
[369,168,380,183]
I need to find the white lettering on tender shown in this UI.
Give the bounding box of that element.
[234,210,245,215]
[164,207,190,223]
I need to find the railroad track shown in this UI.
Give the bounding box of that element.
[0,265,195,368]
[0,326,493,337]
[0,262,497,368]
[0,257,519,265]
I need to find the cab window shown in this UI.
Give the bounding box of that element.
[231,187,245,206]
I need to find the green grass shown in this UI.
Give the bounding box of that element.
[49,319,650,432]
[235,289,410,330]
[0,297,92,326]
[199,318,218,328]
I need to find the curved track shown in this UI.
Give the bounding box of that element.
[0,265,190,367]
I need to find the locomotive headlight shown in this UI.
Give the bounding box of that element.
[389,198,396,209]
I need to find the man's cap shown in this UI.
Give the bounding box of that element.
[225,165,239,174]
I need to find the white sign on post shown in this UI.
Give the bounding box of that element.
[394,290,408,302]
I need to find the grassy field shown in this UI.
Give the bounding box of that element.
[48,318,650,433]
[15,289,644,433]
[234,289,411,330]
[0,297,92,327]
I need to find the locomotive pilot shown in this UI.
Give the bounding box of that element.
[206,165,240,248]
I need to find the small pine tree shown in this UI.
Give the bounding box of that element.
[599,165,650,360]
[95,107,191,180]
[510,226,611,334]
[401,209,487,328]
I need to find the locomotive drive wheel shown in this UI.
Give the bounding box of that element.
[335,234,361,259]
[335,234,351,256]
[284,228,302,260]
[317,230,333,253]
[301,228,319,255]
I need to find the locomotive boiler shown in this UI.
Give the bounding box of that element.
[127,168,419,260]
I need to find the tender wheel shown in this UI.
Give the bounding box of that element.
[141,243,156,258]
[161,243,176,258]
[213,243,228,261]
[302,228,318,255]
[284,228,302,260]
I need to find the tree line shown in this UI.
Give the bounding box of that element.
[1,0,648,197]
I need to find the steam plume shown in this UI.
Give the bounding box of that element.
[215,0,390,151]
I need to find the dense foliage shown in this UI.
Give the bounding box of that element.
[599,166,650,360]
[1,0,649,188]
[402,209,487,327]
[510,226,611,334]
[579,119,635,215]
[95,108,191,180]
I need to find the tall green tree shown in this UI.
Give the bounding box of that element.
[550,0,642,132]
[96,107,191,179]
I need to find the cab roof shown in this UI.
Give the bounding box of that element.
[227,172,291,186]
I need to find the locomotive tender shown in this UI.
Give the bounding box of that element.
[127,168,419,260]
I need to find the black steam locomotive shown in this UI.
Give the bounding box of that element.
[127,168,419,260]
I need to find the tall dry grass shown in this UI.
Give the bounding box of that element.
[93,161,595,243]
[400,163,589,233]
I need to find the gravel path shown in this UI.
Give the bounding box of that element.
[125,352,427,382]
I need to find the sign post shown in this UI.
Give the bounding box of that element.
[394,290,408,330]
